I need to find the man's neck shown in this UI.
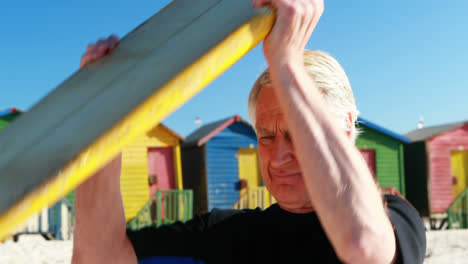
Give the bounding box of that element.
[278,203,315,214]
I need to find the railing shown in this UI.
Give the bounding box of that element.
[127,190,193,230]
[232,186,276,210]
[447,188,468,229]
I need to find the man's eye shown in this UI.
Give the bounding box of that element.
[260,136,274,145]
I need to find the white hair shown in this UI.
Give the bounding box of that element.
[248,50,360,141]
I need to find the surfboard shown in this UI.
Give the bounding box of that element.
[0,0,274,240]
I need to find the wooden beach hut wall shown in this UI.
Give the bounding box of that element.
[182,115,259,214]
[355,117,410,196]
[404,121,468,221]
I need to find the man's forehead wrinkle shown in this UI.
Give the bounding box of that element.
[256,107,284,120]
[256,127,273,134]
[256,106,282,117]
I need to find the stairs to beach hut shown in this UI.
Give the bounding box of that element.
[447,188,468,229]
[127,190,193,230]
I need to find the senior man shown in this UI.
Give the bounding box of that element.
[72,0,426,263]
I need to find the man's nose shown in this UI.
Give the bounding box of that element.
[270,135,294,168]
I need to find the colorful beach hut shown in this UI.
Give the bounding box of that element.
[66,123,185,223]
[182,115,261,213]
[356,118,410,196]
[120,123,185,221]
[404,121,468,227]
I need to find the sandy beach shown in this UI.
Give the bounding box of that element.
[1,230,468,263]
[425,230,468,264]
[0,235,72,264]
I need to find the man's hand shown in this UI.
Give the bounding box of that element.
[252,0,324,65]
[79,35,120,69]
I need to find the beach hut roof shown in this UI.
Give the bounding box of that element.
[185,115,252,147]
[358,117,410,143]
[405,120,468,142]
[0,107,23,118]
[159,123,185,142]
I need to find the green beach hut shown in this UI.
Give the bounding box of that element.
[356,117,410,196]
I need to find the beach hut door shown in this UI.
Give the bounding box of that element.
[359,149,377,180]
[451,150,468,199]
[237,148,262,191]
[148,147,175,197]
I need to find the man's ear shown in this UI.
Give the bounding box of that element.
[345,112,353,139]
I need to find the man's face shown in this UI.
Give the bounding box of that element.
[255,86,312,211]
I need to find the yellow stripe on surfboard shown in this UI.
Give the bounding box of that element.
[0,9,274,241]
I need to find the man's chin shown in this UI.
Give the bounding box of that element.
[272,185,304,199]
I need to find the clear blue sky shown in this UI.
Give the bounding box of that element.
[1,0,467,137]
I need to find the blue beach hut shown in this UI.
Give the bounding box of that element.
[182,115,260,214]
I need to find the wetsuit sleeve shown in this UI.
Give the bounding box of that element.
[385,194,426,264]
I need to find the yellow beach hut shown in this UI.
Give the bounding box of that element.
[65,123,186,225]
[120,123,185,221]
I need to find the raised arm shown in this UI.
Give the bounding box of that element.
[72,36,137,264]
[72,155,137,264]
[253,0,396,263]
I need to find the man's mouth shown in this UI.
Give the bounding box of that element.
[270,172,301,179]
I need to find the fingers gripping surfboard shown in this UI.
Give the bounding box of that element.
[0,0,274,240]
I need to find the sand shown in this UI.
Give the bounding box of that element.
[0,235,72,264]
[1,230,468,263]
[425,230,468,264]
